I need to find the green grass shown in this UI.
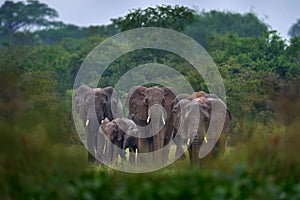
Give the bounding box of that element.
[1,114,300,199]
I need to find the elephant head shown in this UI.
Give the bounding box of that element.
[75,85,124,128]
[126,86,176,133]
[100,118,122,142]
[126,86,175,124]
[169,93,232,164]
[174,99,210,140]
[126,86,176,159]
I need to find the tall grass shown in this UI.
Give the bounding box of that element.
[1,70,300,199]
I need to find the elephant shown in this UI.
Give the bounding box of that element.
[164,93,193,161]
[123,134,139,164]
[167,93,232,165]
[126,86,177,164]
[74,84,123,163]
[99,118,138,164]
[202,95,232,157]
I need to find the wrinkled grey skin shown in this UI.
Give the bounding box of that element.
[74,85,123,163]
[202,96,232,158]
[166,94,232,165]
[164,93,192,161]
[126,86,176,164]
[99,118,138,164]
[168,99,210,165]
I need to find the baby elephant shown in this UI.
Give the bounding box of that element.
[99,118,138,164]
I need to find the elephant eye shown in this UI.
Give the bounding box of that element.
[143,98,149,105]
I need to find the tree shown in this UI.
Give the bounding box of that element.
[185,10,268,46]
[288,19,300,38]
[0,0,61,35]
[112,5,195,32]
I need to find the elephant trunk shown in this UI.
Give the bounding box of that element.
[148,104,166,133]
[86,109,99,163]
[189,134,202,165]
[148,104,166,163]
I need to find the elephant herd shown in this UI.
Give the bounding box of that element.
[74,85,232,165]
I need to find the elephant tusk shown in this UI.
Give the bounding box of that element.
[101,120,104,124]
[162,115,166,125]
[85,119,90,126]
[147,115,150,123]
[204,136,208,143]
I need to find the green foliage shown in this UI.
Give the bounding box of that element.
[0,120,87,199]
[112,5,195,32]
[35,24,87,44]
[185,10,268,46]
[0,65,87,199]
[85,24,120,38]
[0,0,61,34]
[34,24,120,45]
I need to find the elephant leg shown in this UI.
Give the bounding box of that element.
[162,141,170,163]
[128,147,136,165]
[118,144,126,163]
[137,137,151,164]
[87,131,96,163]
[153,131,164,165]
[163,124,174,163]
[106,140,114,162]
[112,145,119,162]
[213,133,228,157]
[120,150,127,163]
[96,133,105,161]
[188,134,202,166]
[174,135,186,160]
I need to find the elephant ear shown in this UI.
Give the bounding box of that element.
[111,120,123,141]
[205,98,227,136]
[162,87,177,114]
[126,86,147,121]
[103,86,123,119]
[102,86,114,99]
[172,99,189,123]
[198,98,229,158]
[115,118,137,140]
[74,85,90,112]
[115,118,129,133]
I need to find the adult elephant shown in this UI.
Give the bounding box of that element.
[74,85,123,163]
[168,94,232,165]
[126,86,176,164]
[164,93,192,161]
